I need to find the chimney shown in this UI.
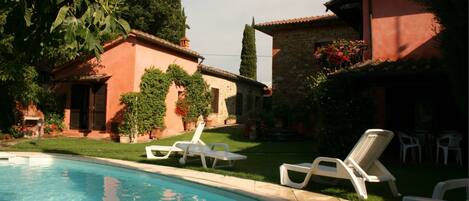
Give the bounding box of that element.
[180,36,190,48]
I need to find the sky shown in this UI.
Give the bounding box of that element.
[181,0,331,85]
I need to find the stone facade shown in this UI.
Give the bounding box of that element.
[200,65,266,125]
[256,16,359,107]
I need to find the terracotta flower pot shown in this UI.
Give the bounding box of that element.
[205,119,214,127]
[184,122,196,131]
[225,119,236,125]
[119,136,130,144]
[151,127,163,140]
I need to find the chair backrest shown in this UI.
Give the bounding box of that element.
[439,133,462,147]
[345,129,394,171]
[397,132,411,145]
[190,122,206,143]
[448,134,462,147]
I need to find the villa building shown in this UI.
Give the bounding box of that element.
[52,30,203,139]
[199,64,266,125]
[254,14,359,107]
[324,0,466,132]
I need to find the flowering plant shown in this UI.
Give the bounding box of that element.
[314,40,366,71]
[175,98,189,117]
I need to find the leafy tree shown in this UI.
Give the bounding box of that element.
[122,0,187,44]
[417,0,468,116]
[0,0,129,129]
[239,18,257,80]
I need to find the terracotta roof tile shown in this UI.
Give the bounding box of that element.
[255,14,338,27]
[198,64,266,87]
[130,29,203,59]
[328,59,444,77]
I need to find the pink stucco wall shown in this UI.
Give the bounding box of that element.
[54,38,137,137]
[363,0,441,60]
[54,35,199,139]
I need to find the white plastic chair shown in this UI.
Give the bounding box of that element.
[279,129,400,200]
[436,133,462,165]
[402,178,468,201]
[179,143,247,168]
[398,132,421,163]
[145,122,205,159]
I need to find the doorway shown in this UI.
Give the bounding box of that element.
[70,84,107,131]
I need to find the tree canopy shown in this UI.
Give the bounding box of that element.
[0,0,129,129]
[122,0,187,44]
[239,18,257,80]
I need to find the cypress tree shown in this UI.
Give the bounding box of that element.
[239,18,257,80]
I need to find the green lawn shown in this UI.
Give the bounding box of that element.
[0,126,466,201]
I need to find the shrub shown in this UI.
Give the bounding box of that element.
[8,126,25,138]
[167,65,211,122]
[308,72,374,158]
[119,65,211,136]
[175,98,189,117]
[119,92,140,139]
[44,113,64,134]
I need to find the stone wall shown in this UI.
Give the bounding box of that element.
[202,74,264,125]
[271,25,359,107]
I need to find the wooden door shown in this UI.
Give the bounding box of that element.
[91,84,107,131]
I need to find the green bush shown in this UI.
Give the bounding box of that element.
[119,92,141,137]
[167,65,211,122]
[119,65,211,136]
[8,126,24,138]
[38,89,65,133]
[308,72,374,158]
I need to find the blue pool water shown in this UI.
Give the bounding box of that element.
[0,157,257,201]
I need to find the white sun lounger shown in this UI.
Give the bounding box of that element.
[402,178,468,201]
[145,122,205,159]
[280,129,400,200]
[0,152,15,161]
[180,143,247,168]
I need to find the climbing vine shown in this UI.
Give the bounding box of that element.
[167,64,211,122]
[119,64,210,136]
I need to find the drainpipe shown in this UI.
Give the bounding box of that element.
[368,0,373,59]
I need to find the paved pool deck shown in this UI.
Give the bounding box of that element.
[5,152,346,201]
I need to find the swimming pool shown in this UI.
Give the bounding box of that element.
[0,157,257,201]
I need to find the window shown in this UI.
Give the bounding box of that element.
[236,93,243,115]
[211,88,219,114]
[247,94,253,111]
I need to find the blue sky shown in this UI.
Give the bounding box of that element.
[181,0,331,84]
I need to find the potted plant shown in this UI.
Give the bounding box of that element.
[225,115,237,125]
[119,133,130,144]
[175,98,196,131]
[150,126,164,140]
[183,117,197,131]
[204,115,215,127]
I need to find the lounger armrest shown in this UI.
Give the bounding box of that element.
[208,143,230,151]
[173,141,192,146]
[312,157,348,169]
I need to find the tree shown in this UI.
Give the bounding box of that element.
[122,0,187,44]
[417,0,468,116]
[0,0,129,129]
[239,18,257,80]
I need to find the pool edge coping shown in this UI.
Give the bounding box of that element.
[4,152,346,201]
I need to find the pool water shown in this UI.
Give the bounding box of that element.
[0,157,257,201]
